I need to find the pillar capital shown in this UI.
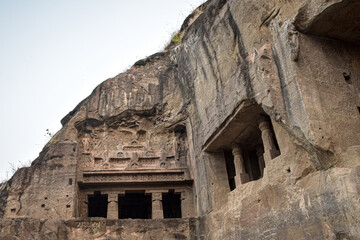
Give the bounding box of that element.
[152,192,162,202]
[108,193,118,203]
[231,143,242,156]
[259,119,271,131]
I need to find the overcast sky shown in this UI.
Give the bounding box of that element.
[0,0,206,181]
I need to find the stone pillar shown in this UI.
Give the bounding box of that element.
[256,146,265,177]
[259,119,280,163]
[152,192,163,219]
[79,194,88,218]
[107,193,118,219]
[231,144,249,185]
[180,191,187,218]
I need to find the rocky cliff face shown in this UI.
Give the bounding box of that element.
[1,0,360,239]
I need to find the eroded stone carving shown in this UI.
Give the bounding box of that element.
[287,24,300,61]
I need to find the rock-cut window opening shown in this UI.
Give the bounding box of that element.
[88,192,108,218]
[162,190,182,218]
[205,104,281,191]
[118,192,152,219]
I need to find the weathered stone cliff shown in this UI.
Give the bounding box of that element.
[1,0,359,239]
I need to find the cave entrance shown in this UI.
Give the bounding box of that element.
[88,192,108,218]
[162,190,182,218]
[204,102,281,190]
[118,191,152,219]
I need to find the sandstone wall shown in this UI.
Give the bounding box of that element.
[0,218,199,240]
[171,0,360,238]
[1,0,359,239]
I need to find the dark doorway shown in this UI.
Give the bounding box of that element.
[224,150,236,191]
[88,192,108,218]
[162,190,181,218]
[118,191,152,219]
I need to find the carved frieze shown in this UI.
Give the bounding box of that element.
[76,115,191,183]
[82,171,186,183]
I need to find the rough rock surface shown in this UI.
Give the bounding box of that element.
[1,0,360,239]
[0,218,199,240]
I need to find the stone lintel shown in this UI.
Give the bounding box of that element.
[81,169,191,184]
[145,189,169,194]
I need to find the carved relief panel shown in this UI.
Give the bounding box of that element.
[76,115,190,173]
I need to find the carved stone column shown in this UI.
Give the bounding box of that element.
[256,146,265,177]
[107,193,118,219]
[259,119,280,163]
[231,144,249,185]
[180,191,186,218]
[152,192,163,219]
[79,194,88,218]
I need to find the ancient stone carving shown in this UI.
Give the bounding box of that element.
[152,193,163,219]
[258,119,280,162]
[83,172,185,183]
[231,144,250,185]
[287,24,300,61]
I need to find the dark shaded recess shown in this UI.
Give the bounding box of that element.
[175,125,188,158]
[118,192,152,219]
[137,129,146,135]
[343,72,352,84]
[163,190,182,218]
[271,126,281,154]
[357,107,360,114]
[74,118,103,134]
[134,52,166,67]
[88,192,108,218]
[224,150,236,191]
[244,150,261,181]
[295,0,360,43]
[174,124,186,133]
[107,108,156,123]
[74,108,157,134]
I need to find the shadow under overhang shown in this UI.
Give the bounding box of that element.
[203,101,266,152]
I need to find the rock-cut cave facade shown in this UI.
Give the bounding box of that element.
[0,0,360,239]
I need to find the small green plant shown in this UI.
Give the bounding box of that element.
[45,128,52,138]
[45,129,59,144]
[171,32,183,43]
